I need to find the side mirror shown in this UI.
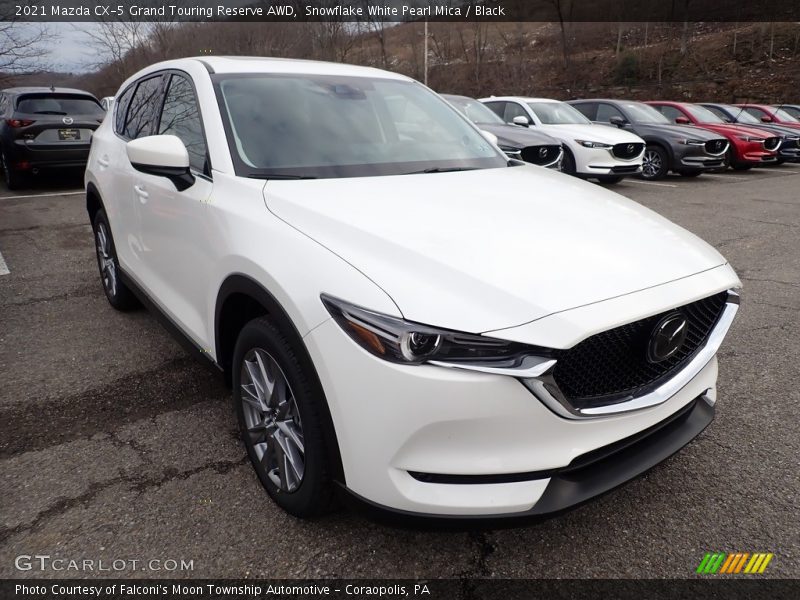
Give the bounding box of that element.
[480,130,498,146]
[609,115,627,127]
[512,115,530,127]
[761,115,773,122]
[126,135,195,191]
[675,116,690,124]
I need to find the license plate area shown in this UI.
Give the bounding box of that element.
[58,128,80,141]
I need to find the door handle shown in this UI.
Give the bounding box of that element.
[98,155,110,167]
[134,184,149,202]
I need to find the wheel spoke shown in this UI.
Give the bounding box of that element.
[240,347,306,493]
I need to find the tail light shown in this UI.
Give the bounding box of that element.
[6,119,35,128]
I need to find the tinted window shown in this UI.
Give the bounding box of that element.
[482,102,506,119]
[218,74,505,179]
[444,96,504,125]
[527,102,590,124]
[596,103,625,123]
[16,95,103,116]
[124,76,163,139]
[742,107,766,120]
[572,103,597,120]
[703,105,730,121]
[504,102,529,123]
[656,105,685,123]
[114,86,134,135]
[158,74,207,174]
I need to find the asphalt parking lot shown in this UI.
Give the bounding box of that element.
[0,165,798,580]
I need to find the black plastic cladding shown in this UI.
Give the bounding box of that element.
[552,291,729,408]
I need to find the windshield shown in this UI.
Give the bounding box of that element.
[16,95,104,116]
[444,96,504,125]
[773,108,799,123]
[527,102,591,125]
[684,104,725,124]
[620,102,670,124]
[216,74,506,179]
[719,105,760,124]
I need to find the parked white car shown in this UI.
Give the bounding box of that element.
[480,96,646,183]
[85,57,740,522]
[100,96,114,111]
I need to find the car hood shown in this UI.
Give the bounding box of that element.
[695,122,777,139]
[632,122,721,140]
[475,123,560,148]
[535,123,644,144]
[264,166,728,334]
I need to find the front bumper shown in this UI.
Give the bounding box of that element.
[340,393,715,525]
[573,145,643,176]
[674,144,727,171]
[305,312,723,518]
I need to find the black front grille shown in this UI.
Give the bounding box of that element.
[521,144,561,166]
[612,142,644,159]
[764,137,781,151]
[705,139,728,155]
[552,292,729,408]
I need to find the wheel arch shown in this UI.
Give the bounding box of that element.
[645,139,674,163]
[86,181,104,224]
[215,273,345,484]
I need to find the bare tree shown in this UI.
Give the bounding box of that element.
[549,0,572,70]
[79,21,151,80]
[0,20,49,76]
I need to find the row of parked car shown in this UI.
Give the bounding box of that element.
[443,94,800,182]
[1,83,799,190]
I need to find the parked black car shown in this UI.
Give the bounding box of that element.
[701,103,800,163]
[442,94,563,169]
[569,99,728,180]
[0,87,104,189]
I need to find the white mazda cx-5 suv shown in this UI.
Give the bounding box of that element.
[85,57,740,522]
[480,96,646,184]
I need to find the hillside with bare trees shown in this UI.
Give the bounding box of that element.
[4,21,799,103]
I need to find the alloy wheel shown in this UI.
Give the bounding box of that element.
[642,149,662,179]
[95,222,117,296]
[240,348,305,492]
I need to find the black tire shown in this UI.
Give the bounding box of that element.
[1,150,24,190]
[596,175,624,184]
[561,147,577,176]
[725,147,752,171]
[640,145,669,180]
[92,209,139,310]
[677,170,703,177]
[233,317,335,518]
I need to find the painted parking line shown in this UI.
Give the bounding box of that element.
[624,179,677,188]
[0,249,9,275]
[0,190,83,200]
[699,173,752,181]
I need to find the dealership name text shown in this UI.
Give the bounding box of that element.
[15,583,429,596]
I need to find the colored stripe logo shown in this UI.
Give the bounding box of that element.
[696,552,774,574]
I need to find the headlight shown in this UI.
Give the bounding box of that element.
[498,145,522,158]
[736,135,765,142]
[677,138,707,146]
[321,294,554,371]
[575,140,613,149]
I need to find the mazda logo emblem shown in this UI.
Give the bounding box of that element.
[62,117,73,125]
[627,144,634,154]
[538,147,548,158]
[647,312,688,363]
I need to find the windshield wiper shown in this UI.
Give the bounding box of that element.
[247,173,317,180]
[403,166,481,175]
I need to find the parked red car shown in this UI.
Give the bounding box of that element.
[646,101,780,170]
[734,103,800,132]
